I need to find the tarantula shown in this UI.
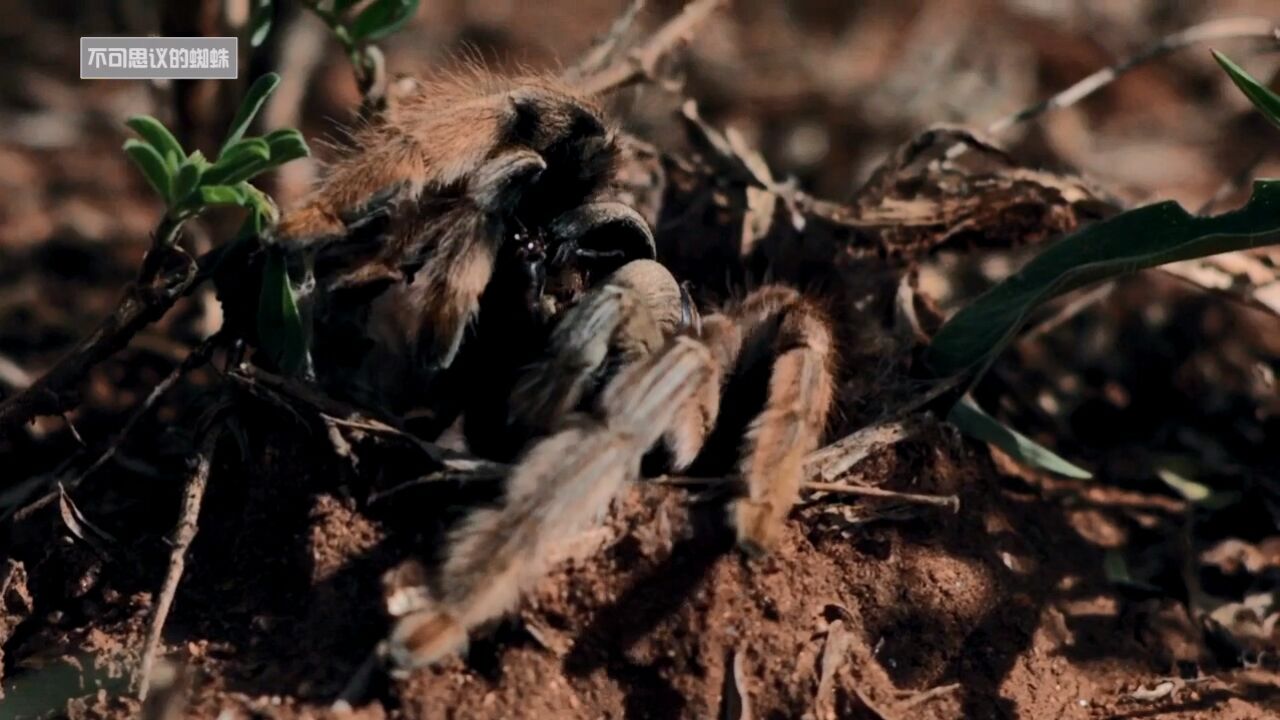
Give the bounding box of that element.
[272,71,837,669]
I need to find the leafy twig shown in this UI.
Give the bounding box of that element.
[300,0,419,110]
[0,74,305,437]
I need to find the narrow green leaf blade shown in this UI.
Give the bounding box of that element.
[198,184,250,206]
[948,397,1092,479]
[238,183,279,227]
[219,72,282,157]
[171,159,203,204]
[1154,460,1241,510]
[264,128,311,165]
[125,116,186,170]
[123,138,173,204]
[257,250,308,375]
[204,159,270,187]
[1103,549,1161,592]
[1214,50,1280,130]
[349,0,419,42]
[926,181,1280,379]
[250,0,275,47]
[204,138,272,186]
[220,137,272,164]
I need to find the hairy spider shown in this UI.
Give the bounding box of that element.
[273,71,838,669]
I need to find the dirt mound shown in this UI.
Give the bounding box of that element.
[7,424,1278,719]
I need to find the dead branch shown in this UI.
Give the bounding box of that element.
[802,481,959,511]
[806,418,925,484]
[576,0,729,96]
[227,364,502,475]
[893,683,961,712]
[987,17,1279,135]
[0,220,216,437]
[563,0,647,83]
[10,337,220,521]
[657,475,959,511]
[136,422,222,700]
[0,354,33,393]
[366,467,506,504]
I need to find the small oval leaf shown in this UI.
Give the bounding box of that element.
[198,184,250,207]
[171,159,203,204]
[125,116,186,170]
[264,128,311,165]
[349,0,419,42]
[250,0,275,47]
[123,138,173,204]
[204,140,272,186]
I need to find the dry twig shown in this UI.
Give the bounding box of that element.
[893,682,961,712]
[136,423,222,700]
[803,481,959,511]
[576,0,729,96]
[562,0,647,82]
[228,364,502,475]
[0,232,218,437]
[806,418,925,484]
[987,17,1279,135]
[656,475,958,511]
[13,336,221,522]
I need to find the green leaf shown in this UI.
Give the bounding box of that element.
[220,137,273,167]
[257,250,308,374]
[948,397,1092,479]
[1103,549,1161,593]
[239,183,280,226]
[125,116,186,170]
[250,0,275,47]
[349,0,419,42]
[926,181,1280,381]
[333,0,363,11]
[204,138,272,186]
[227,137,273,159]
[172,158,204,204]
[1154,460,1241,510]
[123,138,173,204]
[198,184,250,206]
[264,128,311,165]
[219,72,282,157]
[1214,50,1280,131]
[185,149,212,172]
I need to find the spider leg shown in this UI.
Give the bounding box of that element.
[389,281,719,668]
[345,150,546,400]
[509,258,682,434]
[718,286,836,555]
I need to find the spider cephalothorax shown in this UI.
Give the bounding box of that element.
[273,70,839,670]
